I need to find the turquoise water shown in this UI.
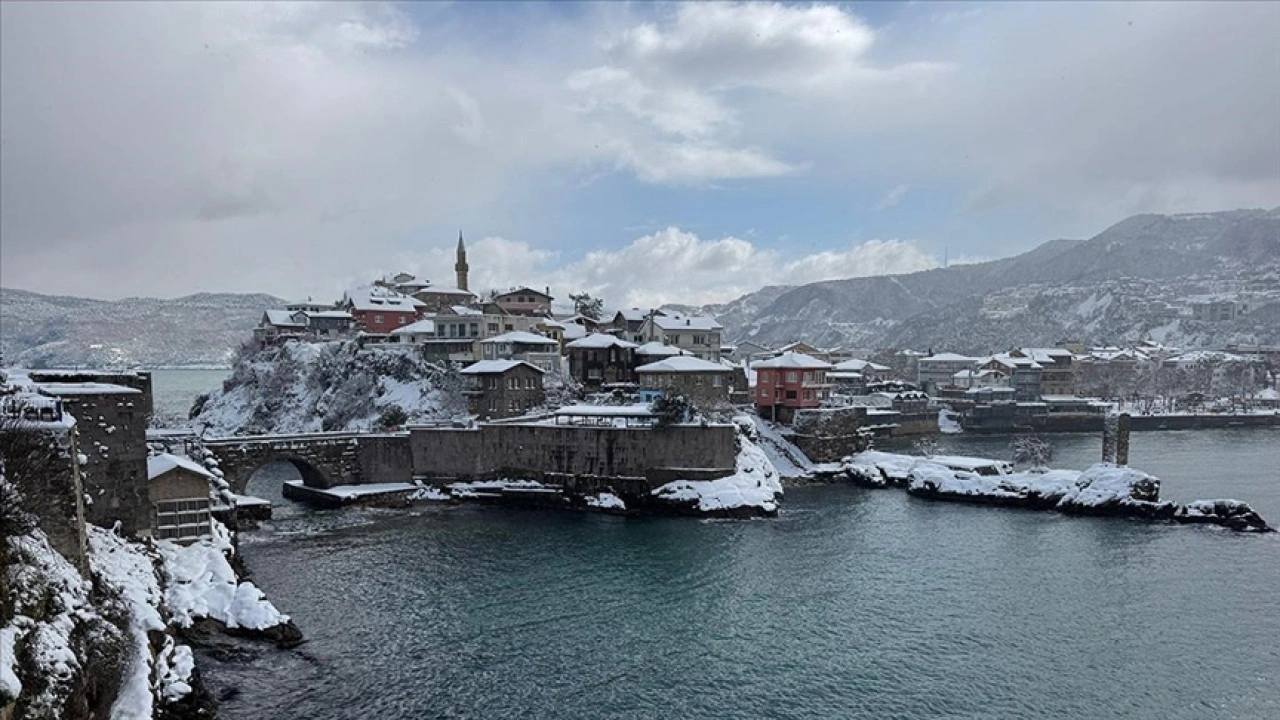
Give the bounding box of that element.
[195,429,1280,720]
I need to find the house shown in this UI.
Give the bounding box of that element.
[724,340,773,363]
[412,285,478,312]
[638,312,723,361]
[832,358,891,381]
[915,353,982,394]
[635,356,734,408]
[285,300,334,313]
[390,319,438,345]
[493,287,554,316]
[147,453,214,542]
[634,341,687,363]
[253,310,307,345]
[302,309,353,336]
[537,317,590,352]
[459,360,545,419]
[952,368,1007,389]
[342,286,423,335]
[982,354,1043,401]
[610,308,658,343]
[770,341,829,362]
[753,351,833,423]
[1016,348,1077,395]
[1191,299,1248,322]
[565,334,639,389]
[478,331,561,372]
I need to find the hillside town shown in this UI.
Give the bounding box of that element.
[248,233,1280,435]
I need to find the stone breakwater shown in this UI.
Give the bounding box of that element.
[843,451,1273,533]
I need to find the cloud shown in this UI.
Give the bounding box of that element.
[1,1,1276,304]
[875,184,910,210]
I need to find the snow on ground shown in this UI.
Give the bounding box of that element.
[938,409,962,434]
[158,523,288,632]
[1,626,20,700]
[86,526,170,719]
[746,415,815,480]
[585,492,626,510]
[652,425,783,513]
[285,480,417,499]
[3,528,92,716]
[409,485,451,501]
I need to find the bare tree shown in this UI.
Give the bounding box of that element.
[1012,435,1054,471]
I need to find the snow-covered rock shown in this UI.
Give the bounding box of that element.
[190,340,467,435]
[650,425,782,517]
[585,492,627,511]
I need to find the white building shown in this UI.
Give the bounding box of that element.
[916,353,982,392]
[637,313,723,361]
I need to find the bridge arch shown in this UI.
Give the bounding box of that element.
[203,434,365,495]
[227,454,334,495]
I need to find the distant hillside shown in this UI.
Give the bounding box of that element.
[0,289,284,368]
[701,208,1280,354]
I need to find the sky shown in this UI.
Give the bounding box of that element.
[1,1,1277,308]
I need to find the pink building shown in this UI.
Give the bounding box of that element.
[753,351,832,423]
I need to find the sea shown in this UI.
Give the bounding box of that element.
[149,370,1280,720]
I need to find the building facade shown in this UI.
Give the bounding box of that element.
[460,360,546,419]
[753,352,833,423]
[638,313,723,361]
[636,356,734,409]
[566,334,639,389]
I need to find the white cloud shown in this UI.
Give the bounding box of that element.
[875,184,910,210]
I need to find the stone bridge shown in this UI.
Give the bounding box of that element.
[203,432,412,494]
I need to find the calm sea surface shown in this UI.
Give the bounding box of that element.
[149,376,1280,719]
[149,367,230,421]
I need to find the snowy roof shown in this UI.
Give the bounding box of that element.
[554,404,654,417]
[479,331,557,346]
[36,382,141,396]
[561,323,588,340]
[953,369,1003,379]
[416,285,475,297]
[651,313,721,331]
[635,341,685,356]
[147,453,216,481]
[614,308,652,323]
[494,286,553,300]
[450,305,483,316]
[833,358,890,372]
[390,319,437,335]
[987,353,1042,370]
[1020,348,1075,363]
[1167,350,1246,364]
[566,334,639,350]
[753,351,832,370]
[345,286,422,312]
[636,356,730,373]
[305,310,352,319]
[263,309,305,327]
[459,360,545,375]
[920,352,982,363]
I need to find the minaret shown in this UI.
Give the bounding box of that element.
[454,230,469,291]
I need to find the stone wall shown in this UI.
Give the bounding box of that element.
[409,423,736,486]
[790,407,871,463]
[29,370,154,422]
[6,429,89,572]
[357,435,413,484]
[56,389,151,536]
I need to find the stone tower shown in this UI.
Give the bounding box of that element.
[455,230,469,291]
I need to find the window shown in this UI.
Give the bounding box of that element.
[508,377,517,389]
[693,334,704,345]
[759,370,769,384]
[785,390,797,400]
[803,389,812,400]
[488,377,498,389]
[374,314,385,324]
[470,323,479,337]
[713,375,723,387]
[155,498,211,541]
[505,324,514,331]
[786,372,797,383]
[670,335,680,345]
[761,387,770,397]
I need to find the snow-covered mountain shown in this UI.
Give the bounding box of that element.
[700,208,1280,353]
[0,289,284,367]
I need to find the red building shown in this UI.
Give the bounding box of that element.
[343,287,423,335]
[753,351,833,423]
[493,287,554,316]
